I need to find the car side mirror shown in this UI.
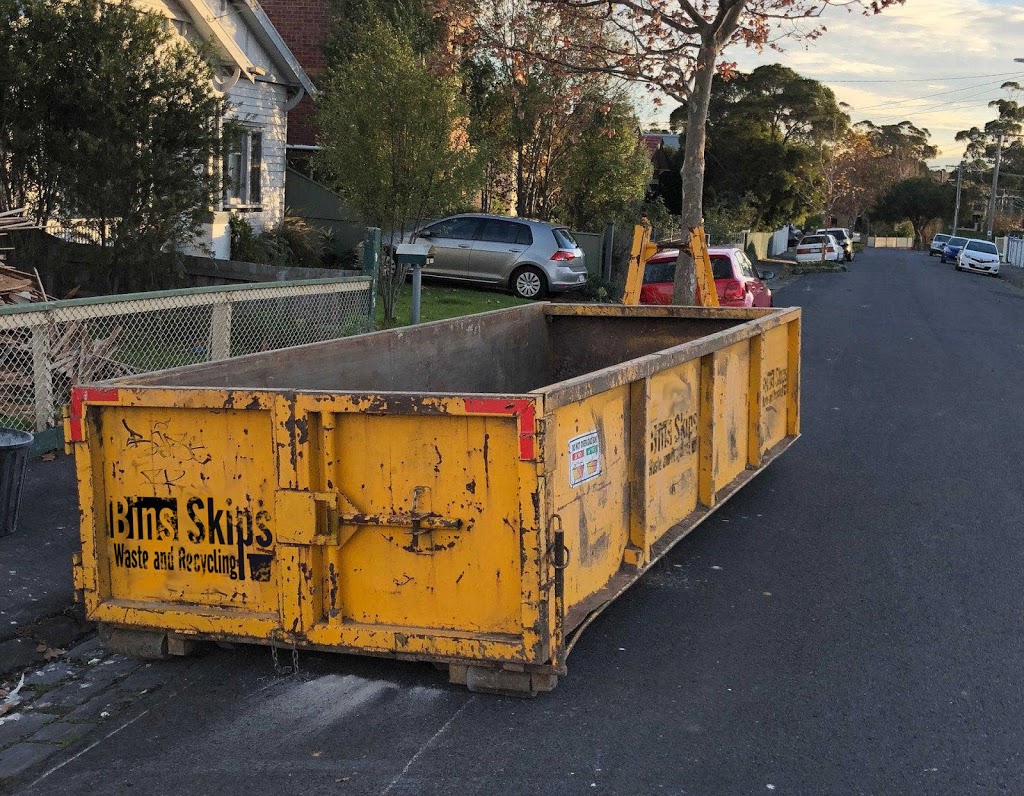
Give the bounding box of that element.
[418,230,432,238]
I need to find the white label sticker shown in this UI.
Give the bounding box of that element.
[568,431,602,487]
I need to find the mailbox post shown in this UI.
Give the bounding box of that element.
[395,243,434,325]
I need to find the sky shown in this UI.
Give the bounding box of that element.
[643,0,1024,167]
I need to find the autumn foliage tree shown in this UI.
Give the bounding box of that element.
[438,0,903,302]
[825,120,936,230]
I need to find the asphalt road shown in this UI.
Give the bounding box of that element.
[10,247,1024,796]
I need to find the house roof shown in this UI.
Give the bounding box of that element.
[137,0,316,97]
[230,0,317,97]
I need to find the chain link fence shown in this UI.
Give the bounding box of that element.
[0,276,374,434]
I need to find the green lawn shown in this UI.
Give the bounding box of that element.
[376,283,530,328]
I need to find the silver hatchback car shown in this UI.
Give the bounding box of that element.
[411,214,587,299]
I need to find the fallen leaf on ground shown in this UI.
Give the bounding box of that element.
[40,452,56,462]
[35,644,62,661]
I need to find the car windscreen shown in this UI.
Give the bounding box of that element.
[800,236,825,245]
[948,237,968,247]
[965,241,998,254]
[933,235,951,242]
[643,260,675,284]
[553,228,578,249]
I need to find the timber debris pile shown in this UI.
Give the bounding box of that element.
[0,208,45,305]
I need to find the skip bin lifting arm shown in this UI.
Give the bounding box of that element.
[683,226,720,308]
[621,222,658,305]
[621,223,719,307]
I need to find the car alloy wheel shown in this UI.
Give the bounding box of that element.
[512,267,547,299]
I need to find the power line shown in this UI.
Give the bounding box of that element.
[828,71,1024,85]
[859,88,1009,122]
[848,78,1013,113]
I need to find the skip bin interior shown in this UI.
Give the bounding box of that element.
[124,304,756,392]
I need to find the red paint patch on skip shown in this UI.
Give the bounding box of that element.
[463,398,537,460]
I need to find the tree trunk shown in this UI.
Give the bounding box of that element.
[672,39,718,304]
[911,220,924,250]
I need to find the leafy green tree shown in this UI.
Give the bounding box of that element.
[668,65,849,230]
[455,0,653,231]
[0,0,229,292]
[322,0,440,64]
[549,94,652,230]
[315,24,481,321]
[438,0,902,303]
[955,83,1024,231]
[873,177,955,249]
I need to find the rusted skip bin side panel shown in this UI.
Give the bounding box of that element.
[643,359,702,546]
[542,308,802,631]
[710,341,751,494]
[760,324,793,454]
[548,386,632,614]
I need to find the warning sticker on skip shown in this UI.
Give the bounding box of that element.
[568,431,602,487]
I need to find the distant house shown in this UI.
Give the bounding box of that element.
[133,0,316,258]
[641,132,681,196]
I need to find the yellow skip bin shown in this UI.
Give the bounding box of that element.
[70,304,801,696]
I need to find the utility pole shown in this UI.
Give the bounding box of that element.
[986,132,1004,240]
[952,163,964,236]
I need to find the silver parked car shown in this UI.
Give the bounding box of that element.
[928,233,951,256]
[411,214,587,299]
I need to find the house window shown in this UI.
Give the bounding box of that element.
[223,130,263,208]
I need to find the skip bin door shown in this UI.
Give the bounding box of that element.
[274,396,547,663]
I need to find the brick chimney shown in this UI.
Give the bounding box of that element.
[259,0,330,149]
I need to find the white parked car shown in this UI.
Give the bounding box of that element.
[956,239,1000,276]
[795,234,842,263]
[815,227,854,261]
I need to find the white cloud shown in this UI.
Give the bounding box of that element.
[643,0,1024,165]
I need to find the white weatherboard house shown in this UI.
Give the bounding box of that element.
[134,0,316,259]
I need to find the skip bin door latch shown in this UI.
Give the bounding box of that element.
[276,487,463,548]
[336,486,464,542]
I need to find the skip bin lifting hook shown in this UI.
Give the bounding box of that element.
[547,514,571,570]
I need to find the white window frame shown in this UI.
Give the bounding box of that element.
[223,128,264,210]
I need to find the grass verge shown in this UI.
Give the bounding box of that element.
[376,283,530,328]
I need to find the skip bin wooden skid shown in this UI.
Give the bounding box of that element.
[69,304,801,696]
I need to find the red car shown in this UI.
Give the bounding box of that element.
[640,247,773,307]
